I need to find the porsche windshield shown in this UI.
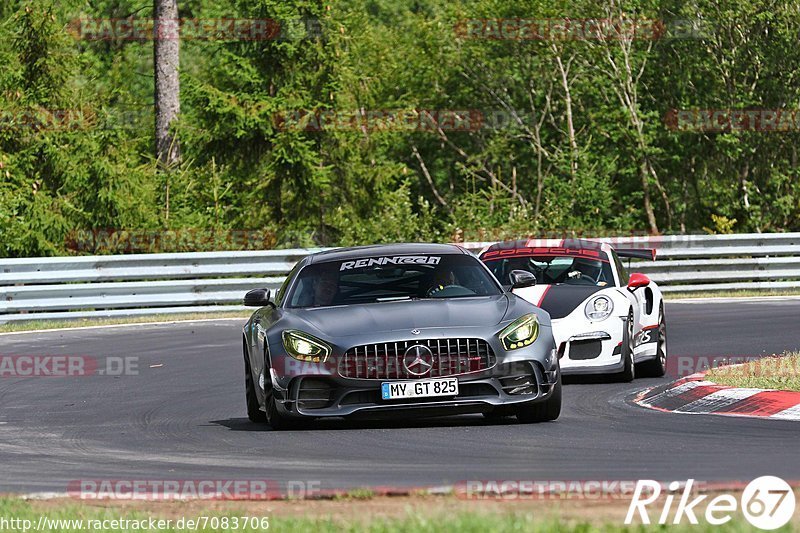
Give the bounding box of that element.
[484,254,615,287]
[286,254,503,308]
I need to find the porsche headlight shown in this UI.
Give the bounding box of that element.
[499,313,539,351]
[585,295,613,321]
[282,330,332,362]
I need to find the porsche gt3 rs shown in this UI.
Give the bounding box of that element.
[479,239,667,381]
[241,243,560,429]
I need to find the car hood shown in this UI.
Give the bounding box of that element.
[286,294,525,337]
[514,284,603,320]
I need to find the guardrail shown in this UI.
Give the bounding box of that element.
[2,233,799,323]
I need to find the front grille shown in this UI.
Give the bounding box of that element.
[339,338,495,380]
[569,339,603,360]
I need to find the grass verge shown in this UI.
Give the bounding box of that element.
[664,288,800,300]
[0,312,250,334]
[0,495,790,532]
[705,352,800,391]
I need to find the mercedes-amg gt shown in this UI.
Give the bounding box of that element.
[241,243,560,429]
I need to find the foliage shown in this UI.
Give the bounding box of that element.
[1,0,800,256]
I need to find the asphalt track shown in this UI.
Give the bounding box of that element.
[1,300,799,494]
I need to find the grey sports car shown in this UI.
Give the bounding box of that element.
[241,243,560,429]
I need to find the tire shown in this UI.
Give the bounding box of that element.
[244,346,267,423]
[616,310,636,382]
[260,354,303,431]
[265,393,299,431]
[516,372,561,423]
[639,305,667,377]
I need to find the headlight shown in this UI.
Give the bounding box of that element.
[499,313,539,351]
[282,330,332,362]
[585,295,613,321]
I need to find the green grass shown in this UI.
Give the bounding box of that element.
[0,497,788,532]
[332,488,376,501]
[0,312,250,334]
[665,288,800,300]
[705,352,800,391]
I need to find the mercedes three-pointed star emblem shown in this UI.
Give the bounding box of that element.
[403,344,434,376]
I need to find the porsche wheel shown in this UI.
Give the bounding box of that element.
[616,310,635,382]
[243,346,267,423]
[639,305,667,377]
[516,373,561,423]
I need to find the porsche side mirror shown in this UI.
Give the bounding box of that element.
[244,288,274,307]
[627,273,651,292]
[509,270,537,289]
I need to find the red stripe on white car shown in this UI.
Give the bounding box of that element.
[513,285,549,307]
[537,285,552,307]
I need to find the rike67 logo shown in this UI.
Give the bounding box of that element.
[626,477,796,530]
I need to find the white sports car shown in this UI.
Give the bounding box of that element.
[479,239,666,381]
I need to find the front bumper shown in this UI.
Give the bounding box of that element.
[554,316,625,375]
[266,337,558,420]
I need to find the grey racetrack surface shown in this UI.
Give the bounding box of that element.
[1,300,799,494]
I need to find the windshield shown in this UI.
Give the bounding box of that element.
[286,254,503,308]
[483,254,615,287]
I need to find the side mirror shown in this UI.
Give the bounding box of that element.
[509,270,537,289]
[244,288,274,307]
[627,273,651,291]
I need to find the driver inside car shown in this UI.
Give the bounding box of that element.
[312,270,339,306]
[568,260,605,286]
[426,269,457,297]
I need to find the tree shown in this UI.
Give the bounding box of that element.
[154,0,180,168]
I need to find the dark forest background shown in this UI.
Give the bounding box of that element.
[1,0,799,256]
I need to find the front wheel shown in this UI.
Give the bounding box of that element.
[615,310,636,382]
[262,360,304,431]
[639,305,667,377]
[265,393,299,431]
[244,348,267,423]
[516,373,561,423]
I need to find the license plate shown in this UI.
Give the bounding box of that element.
[381,378,459,400]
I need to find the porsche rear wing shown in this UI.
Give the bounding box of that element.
[615,248,657,260]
